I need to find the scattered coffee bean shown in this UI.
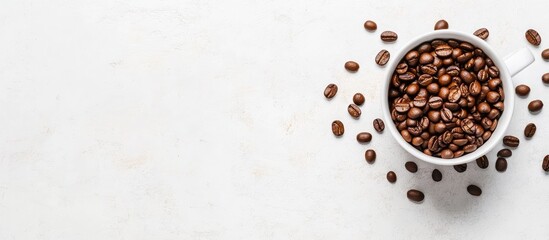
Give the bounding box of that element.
[496,157,507,172]
[543,73,549,84]
[332,120,344,136]
[348,104,361,118]
[503,135,519,147]
[373,118,385,132]
[454,164,467,173]
[324,83,338,99]
[405,161,418,173]
[525,29,542,46]
[356,132,372,143]
[524,123,536,138]
[543,155,549,172]
[364,20,377,31]
[380,31,398,42]
[515,84,530,96]
[353,93,365,105]
[497,148,512,158]
[467,185,482,196]
[474,28,489,40]
[528,100,543,112]
[432,169,442,182]
[365,149,376,163]
[387,171,397,183]
[434,20,448,30]
[375,49,390,66]
[542,49,549,60]
[476,155,489,169]
[344,61,359,72]
[407,189,425,202]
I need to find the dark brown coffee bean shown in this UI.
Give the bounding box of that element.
[473,57,486,72]
[406,82,420,96]
[497,148,512,158]
[427,83,440,94]
[399,72,416,81]
[387,171,397,183]
[407,107,423,119]
[401,130,412,142]
[476,155,489,169]
[503,135,519,147]
[434,20,448,30]
[407,189,424,202]
[460,70,475,84]
[373,118,385,133]
[375,49,390,66]
[348,104,361,118]
[477,69,489,82]
[486,91,500,103]
[463,144,477,153]
[332,120,344,136]
[542,49,549,60]
[515,84,530,96]
[447,88,461,103]
[396,63,408,74]
[419,52,434,64]
[344,61,359,72]
[405,161,418,173]
[496,157,507,172]
[380,31,398,42]
[440,108,453,122]
[488,66,499,78]
[525,29,541,46]
[432,169,442,182]
[528,100,543,112]
[364,20,377,31]
[435,45,453,57]
[467,185,482,196]
[474,28,489,40]
[351,93,365,106]
[543,73,549,84]
[365,149,376,163]
[454,164,467,173]
[543,155,549,171]
[524,123,536,138]
[405,50,419,66]
[459,42,475,52]
[440,149,454,159]
[356,132,372,143]
[457,52,474,63]
[323,84,339,100]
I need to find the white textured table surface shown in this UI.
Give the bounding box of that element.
[1,0,549,239]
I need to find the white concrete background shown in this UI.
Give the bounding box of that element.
[0,0,548,239]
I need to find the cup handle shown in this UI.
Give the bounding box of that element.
[504,48,534,77]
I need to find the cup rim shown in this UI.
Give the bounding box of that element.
[381,30,514,166]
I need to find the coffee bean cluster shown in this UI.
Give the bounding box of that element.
[388,38,504,159]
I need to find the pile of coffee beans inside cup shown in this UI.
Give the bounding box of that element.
[324,19,548,203]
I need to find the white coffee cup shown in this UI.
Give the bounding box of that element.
[381,30,534,166]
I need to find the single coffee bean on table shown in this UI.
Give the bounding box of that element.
[364,20,377,31]
[344,61,359,72]
[496,157,508,172]
[386,171,397,183]
[476,155,489,169]
[353,93,365,105]
[364,149,376,163]
[542,49,549,60]
[324,83,338,99]
[332,120,344,136]
[497,148,512,158]
[454,164,467,173]
[405,161,418,173]
[474,28,489,40]
[432,169,442,182]
[467,185,482,196]
[515,84,530,96]
[407,189,425,202]
[528,100,543,112]
[348,104,361,118]
[434,20,448,30]
[503,135,520,147]
[356,132,372,143]
[373,118,385,132]
[543,73,549,84]
[380,31,398,42]
[524,123,537,138]
[525,29,541,46]
[375,49,390,66]
[543,155,549,172]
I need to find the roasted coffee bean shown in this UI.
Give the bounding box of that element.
[543,155,549,171]
[380,31,398,42]
[348,104,361,118]
[440,149,454,159]
[387,171,397,183]
[542,49,549,60]
[434,20,448,30]
[324,84,338,99]
[488,66,500,78]
[373,118,385,132]
[353,93,365,105]
[432,169,442,182]
[515,84,530,96]
[524,123,536,138]
[419,52,434,64]
[477,69,489,82]
[435,45,453,57]
[332,120,344,136]
[467,185,482,196]
[454,164,467,173]
[365,149,376,163]
[364,20,377,31]
[405,161,418,173]
[543,73,549,84]
[528,100,543,112]
[408,107,423,119]
[459,42,475,52]
[497,148,512,158]
[356,132,372,143]
[525,29,541,46]
[486,91,500,103]
[474,28,489,40]
[401,130,412,142]
[418,43,432,53]
[503,135,519,147]
[407,189,424,202]
[405,50,419,66]
[376,49,390,66]
[396,63,408,74]
[476,155,489,169]
[345,61,359,72]
[463,144,477,153]
[399,72,416,81]
[496,157,507,172]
